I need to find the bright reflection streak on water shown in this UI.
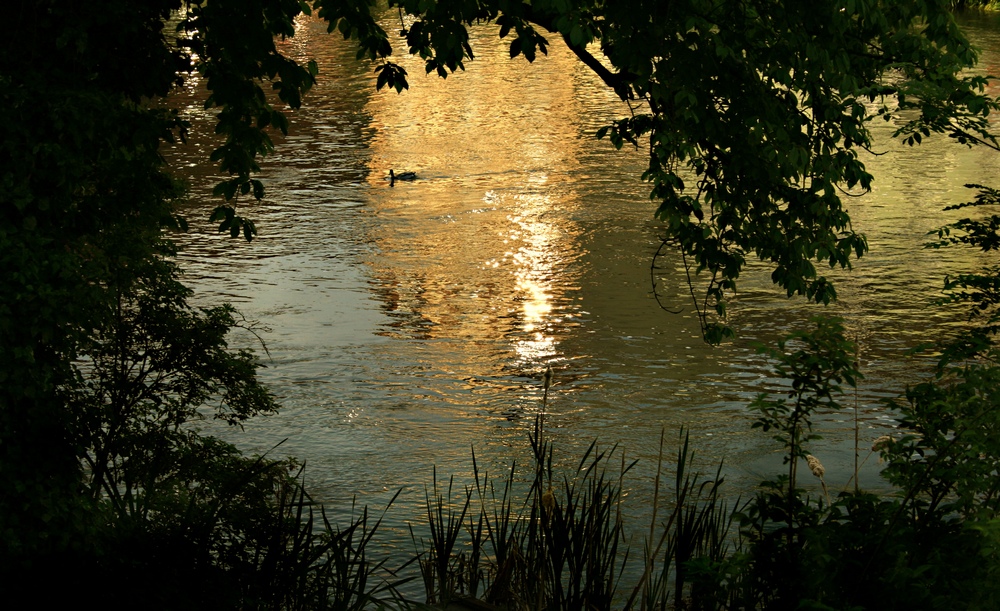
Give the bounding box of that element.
[164,9,1000,565]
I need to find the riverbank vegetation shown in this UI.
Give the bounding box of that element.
[398,300,1000,610]
[4,0,1000,609]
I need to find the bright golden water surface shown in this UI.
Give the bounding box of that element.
[169,10,1000,547]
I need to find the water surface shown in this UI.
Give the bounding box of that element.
[168,10,1000,545]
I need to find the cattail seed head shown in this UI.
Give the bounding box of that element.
[871,435,894,452]
[806,454,825,479]
[543,364,554,390]
[541,487,556,524]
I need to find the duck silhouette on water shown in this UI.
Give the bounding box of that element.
[389,169,417,186]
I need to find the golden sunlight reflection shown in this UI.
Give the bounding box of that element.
[361,20,594,404]
[510,199,559,365]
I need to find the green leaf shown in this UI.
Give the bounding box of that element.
[509,37,522,59]
[243,219,257,242]
[210,206,234,223]
[251,180,265,200]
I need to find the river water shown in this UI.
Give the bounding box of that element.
[169,10,1000,558]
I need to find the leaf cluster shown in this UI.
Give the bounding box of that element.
[694,318,1000,610]
[925,184,1000,357]
[749,317,859,495]
[0,4,359,605]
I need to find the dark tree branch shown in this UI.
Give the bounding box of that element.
[559,34,636,101]
[518,6,637,101]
